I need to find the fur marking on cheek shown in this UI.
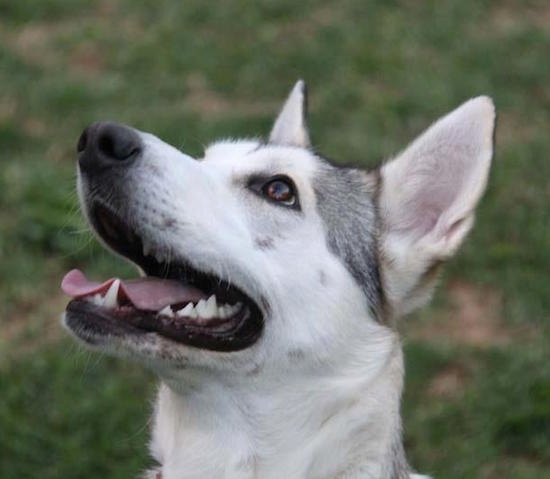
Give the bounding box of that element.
[254,236,275,250]
[314,163,383,319]
[287,349,306,360]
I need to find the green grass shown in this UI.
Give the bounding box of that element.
[1,0,549,477]
[0,346,154,478]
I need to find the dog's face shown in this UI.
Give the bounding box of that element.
[62,81,495,380]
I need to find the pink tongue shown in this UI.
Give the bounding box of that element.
[61,269,207,310]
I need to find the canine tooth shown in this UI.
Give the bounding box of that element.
[217,306,228,319]
[103,280,120,308]
[177,303,195,317]
[159,305,173,317]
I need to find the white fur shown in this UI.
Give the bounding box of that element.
[70,85,495,478]
[127,137,405,477]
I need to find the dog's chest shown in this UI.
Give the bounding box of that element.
[150,377,401,479]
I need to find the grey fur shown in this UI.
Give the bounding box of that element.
[254,235,275,250]
[313,160,383,319]
[388,429,411,479]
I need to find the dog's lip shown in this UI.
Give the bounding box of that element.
[65,297,263,352]
[61,267,265,351]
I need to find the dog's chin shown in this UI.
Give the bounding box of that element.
[62,201,265,354]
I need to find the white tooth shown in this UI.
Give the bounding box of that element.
[195,299,208,317]
[202,295,217,319]
[228,302,242,316]
[223,305,236,318]
[217,306,228,319]
[103,280,120,308]
[154,250,164,263]
[177,303,194,317]
[91,293,104,306]
[142,241,151,257]
[159,305,173,317]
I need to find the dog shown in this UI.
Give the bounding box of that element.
[61,81,495,478]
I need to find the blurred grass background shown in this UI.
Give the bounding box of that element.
[0,0,549,477]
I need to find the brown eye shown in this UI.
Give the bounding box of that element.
[248,174,299,209]
[263,179,295,205]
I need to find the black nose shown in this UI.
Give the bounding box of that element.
[77,122,142,173]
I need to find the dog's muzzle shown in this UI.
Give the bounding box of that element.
[63,123,265,352]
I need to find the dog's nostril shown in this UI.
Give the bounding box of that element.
[96,123,142,161]
[77,128,88,153]
[98,132,116,158]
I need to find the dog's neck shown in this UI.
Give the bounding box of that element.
[149,333,411,479]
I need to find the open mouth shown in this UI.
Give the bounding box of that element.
[62,203,264,352]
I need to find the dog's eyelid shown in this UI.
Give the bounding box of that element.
[246,172,285,188]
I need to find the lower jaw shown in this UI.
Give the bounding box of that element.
[65,299,264,352]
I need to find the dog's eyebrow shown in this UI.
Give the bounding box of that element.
[244,170,284,184]
[231,169,275,189]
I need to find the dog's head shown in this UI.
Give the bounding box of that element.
[62,81,494,379]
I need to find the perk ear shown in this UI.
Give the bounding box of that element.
[379,97,495,317]
[269,80,310,147]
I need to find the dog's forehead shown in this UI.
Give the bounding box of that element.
[202,140,320,179]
